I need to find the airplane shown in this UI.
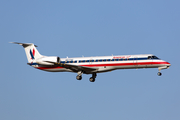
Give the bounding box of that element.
[10,42,171,82]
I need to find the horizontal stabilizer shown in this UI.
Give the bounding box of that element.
[10,42,38,47]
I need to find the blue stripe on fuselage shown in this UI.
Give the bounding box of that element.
[29,63,38,65]
[60,57,157,63]
[29,57,159,66]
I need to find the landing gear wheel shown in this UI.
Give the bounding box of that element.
[76,75,82,80]
[89,77,95,82]
[157,72,162,76]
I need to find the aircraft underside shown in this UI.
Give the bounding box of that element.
[34,63,170,82]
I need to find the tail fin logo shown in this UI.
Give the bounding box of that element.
[30,49,35,59]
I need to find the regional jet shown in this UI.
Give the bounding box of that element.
[11,42,171,82]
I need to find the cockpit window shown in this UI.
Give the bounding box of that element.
[152,56,159,59]
[148,56,159,59]
[148,56,152,59]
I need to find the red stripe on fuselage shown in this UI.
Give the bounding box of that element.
[35,62,170,70]
[82,62,170,67]
[36,66,64,70]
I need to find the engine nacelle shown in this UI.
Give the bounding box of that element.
[36,56,60,65]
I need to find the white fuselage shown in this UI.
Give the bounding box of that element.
[31,54,170,74]
[11,42,171,82]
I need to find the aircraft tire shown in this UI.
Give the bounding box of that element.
[89,77,95,82]
[76,75,82,80]
[157,72,162,76]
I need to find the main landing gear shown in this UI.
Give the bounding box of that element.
[76,75,82,80]
[76,71,83,80]
[89,73,97,82]
[76,72,97,82]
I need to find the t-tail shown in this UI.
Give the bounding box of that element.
[10,42,60,66]
[10,42,43,63]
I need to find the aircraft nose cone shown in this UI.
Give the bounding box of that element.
[167,62,171,67]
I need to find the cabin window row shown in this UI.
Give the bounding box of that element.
[79,58,129,63]
[61,57,158,64]
[61,58,127,63]
[61,58,136,63]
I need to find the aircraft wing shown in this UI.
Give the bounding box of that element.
[45,61,97,73]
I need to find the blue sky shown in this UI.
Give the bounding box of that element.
[1,0,180,120]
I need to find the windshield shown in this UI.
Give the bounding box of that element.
[152,56,159,59]
[148,56,159,59]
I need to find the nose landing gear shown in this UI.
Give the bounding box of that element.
[157,72,162,76]
[157,67,164,76]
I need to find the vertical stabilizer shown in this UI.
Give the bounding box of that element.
[10,42,43,63]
